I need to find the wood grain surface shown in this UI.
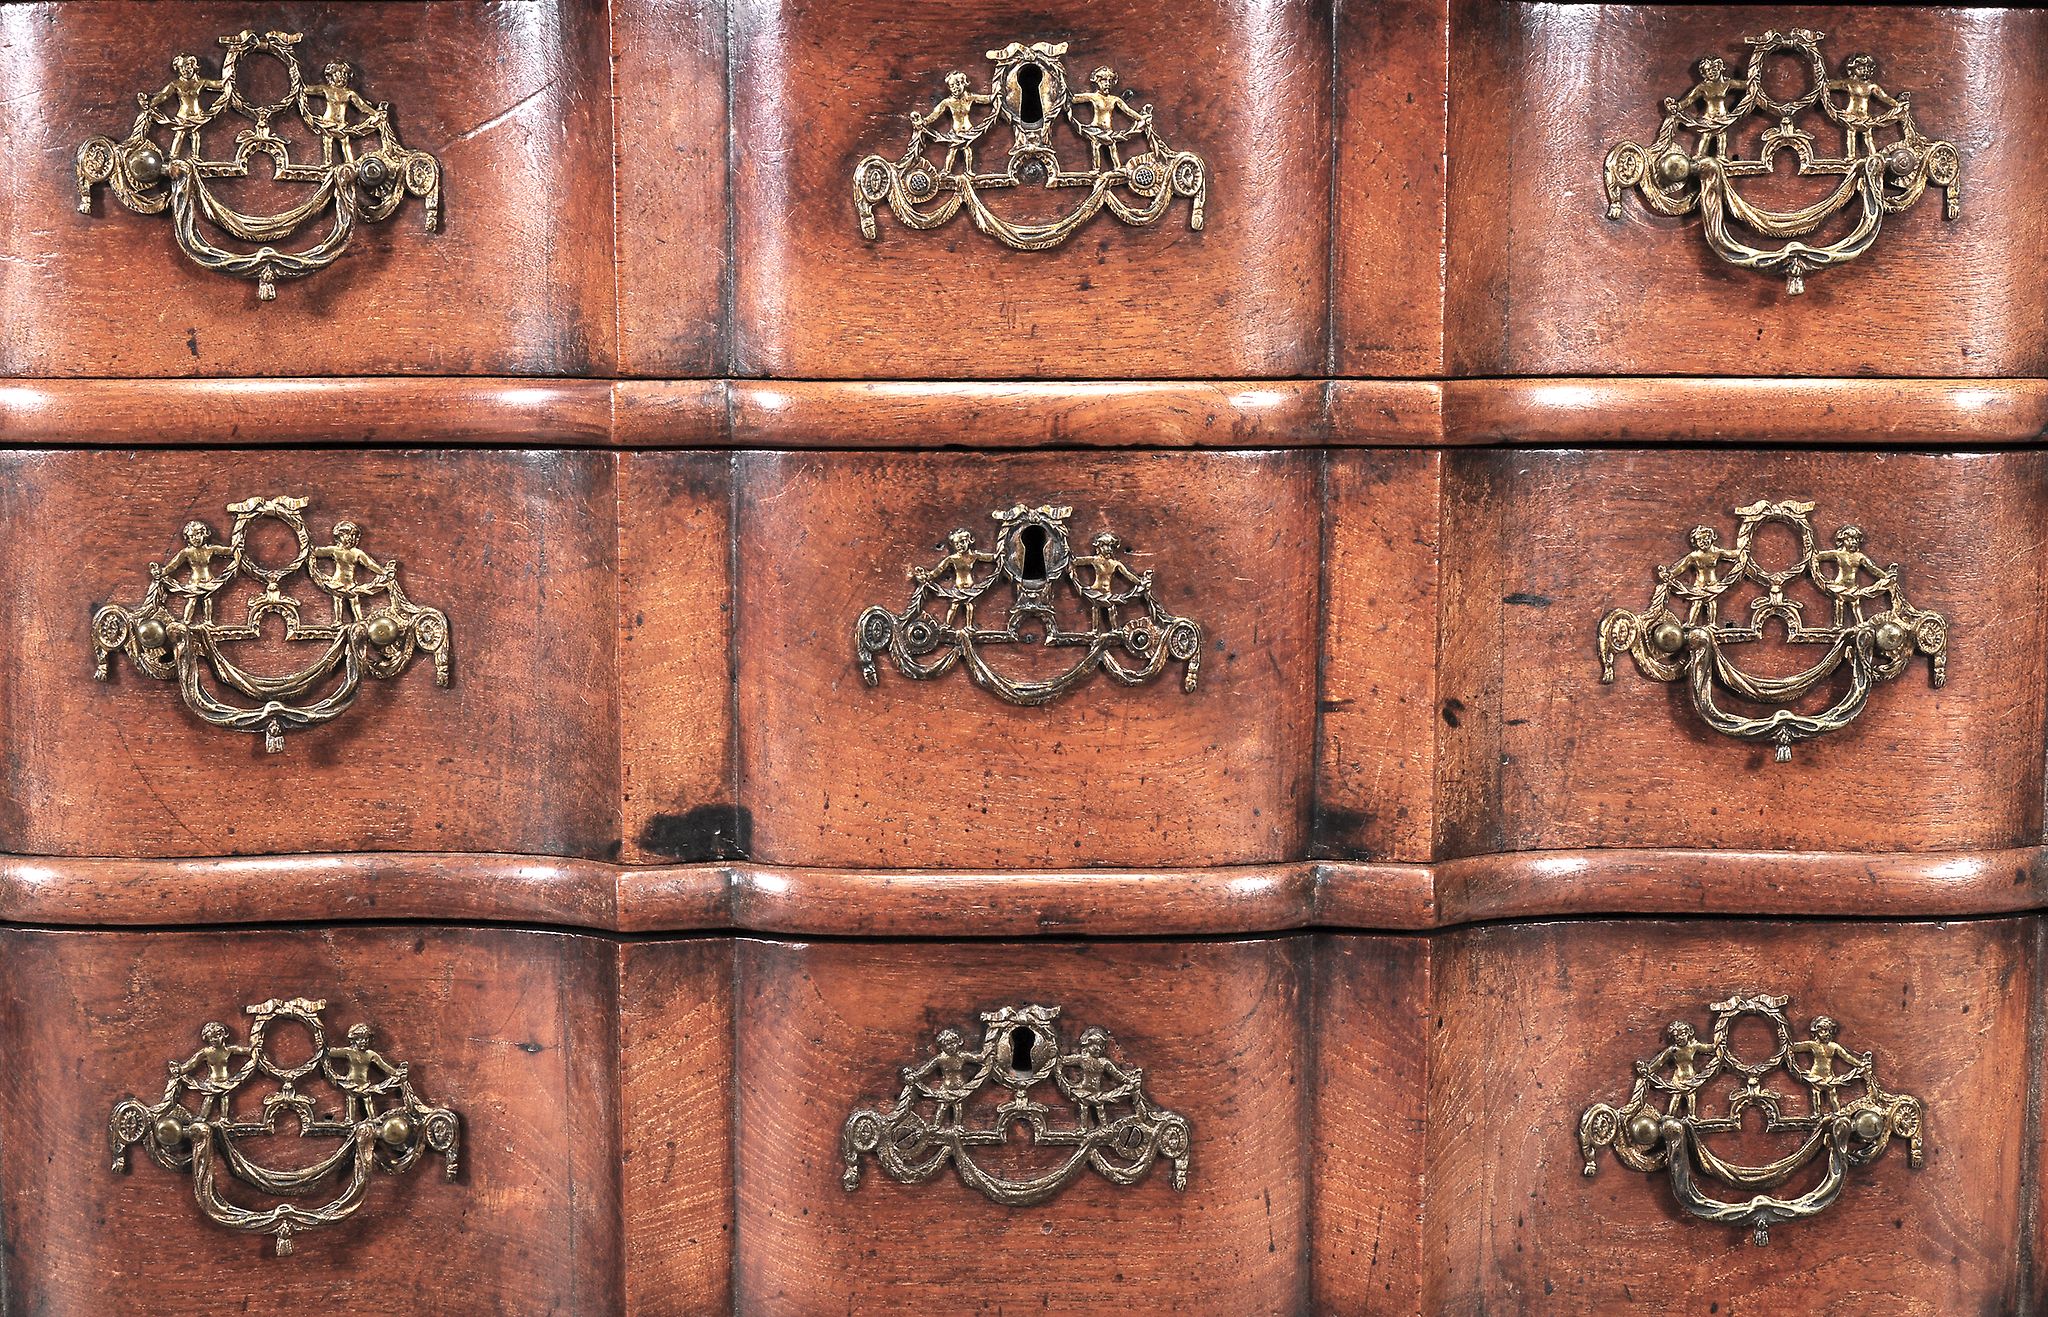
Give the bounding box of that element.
[732,937,1311,1313]
[0,448,621,857]
[1448,4,2048,377]
[727,0,1333,378]
[1,1,618,377]
[1426,918,2035,1313]
[0,926,624,1315]
[733,449,1320,867]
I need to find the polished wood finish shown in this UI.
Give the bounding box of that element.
[0,449,620,857]
[1448,4,2048,378]
[1318,449,1442,861]
[613,0,728,377]
[732,937,1310,1314]
[619,453,741,863]
[1336,0,1450,376]
[0,926,624,1315]
[13,378,2046,448]
[620,939,734,1316]
[1312,934,1430,1315]
[1436,448,2048,856]
[16,850,2048,936]
[1426,918,2035,1312]
[734,449,1319,867]
[0,1,618,377]
[727,0,1332,379]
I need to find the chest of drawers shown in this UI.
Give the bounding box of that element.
[4,1,2046,1313]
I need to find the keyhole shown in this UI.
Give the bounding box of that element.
[1009,1025,1036,1072]
[1020,524,1049,580]
[1017,64,1045,125]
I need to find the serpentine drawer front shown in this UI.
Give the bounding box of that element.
[724,1,1332,378]
[0,449,619,859]
[732,450,1319,869]
[1449,4,2048,376]
[4,1,617,376]
[0,927,617,1313]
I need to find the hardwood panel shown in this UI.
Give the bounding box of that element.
[1435,448,2048,855]
[733,450,1320,867]
[733,938,1310,1314]
[1316,449,1441,861]
[0,1,617,377]
[728,0,1332,378]
[613,0,729,376]
[1427,918,2032,1313]
[1447,4,2048,377]
[1313,934,1430,1314]
[0,926,623,1315]
[0,449,621,858]
[620,938,735,1316]
[1335,0,1450,376]
[619,452,742,863]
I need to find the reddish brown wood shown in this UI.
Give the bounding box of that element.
[619,453,742,863]
[1436,448,2048,856]
[0,378,616,446]
[1317,449,1441,861]
[612,0,728,377]
[0,2,618,377]
[0,926,624,1314]
[620,939,734,1316]
[1427,918,2034,1312]
[723,864,1313,937]
[733,449,1320,867]
[1447,4,2048,377]
[0,449,622,857]
[733,937,1310,1313]
[1444,378,2048,447]
[727,0,1332,379]
[1336,0,1450,376]
[1313,934,1429,1314]
[723,379,1335,447]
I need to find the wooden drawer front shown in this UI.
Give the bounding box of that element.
[0,449,618,858]
[1,1,615,376]
[1438,448,2048,856]
[1448,4,2048,376]
[0,926,621,1315]
[727,0,1331,379]
[730,937,1309,1315]
[1423,918,2032,1313]
[732,450,1318,868]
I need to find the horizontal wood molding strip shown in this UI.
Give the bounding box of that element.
[6,848,2041,934]
[8,379,2045,448]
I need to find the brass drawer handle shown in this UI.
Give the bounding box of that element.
[110,997,461,1257]
[1580,993,1923,1247]
[842,1005,1191,1206]
[854,40,1206,250]
[76,29,440,301]
[1597,499,1945,760]
[92,495,451,753]
[1602,29,1959,294]
[856,503,1203,706]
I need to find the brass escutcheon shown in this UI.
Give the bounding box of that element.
[856,503,1203,707]
[843,1005,1191,1206]
[854,41,1206,250]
